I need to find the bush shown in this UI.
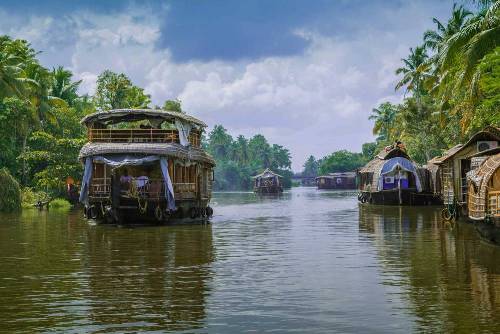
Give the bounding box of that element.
[0,168,21,212]
[48,198,72,210]
[21,188,50,209]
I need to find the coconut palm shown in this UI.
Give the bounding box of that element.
[49,66,81,106]
[423,4,472,52]
[438,1,500,93]
[0,51,26,99]
[395,46,429,97]
[369,102,398,142]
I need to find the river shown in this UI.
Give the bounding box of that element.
[1,187,500,333]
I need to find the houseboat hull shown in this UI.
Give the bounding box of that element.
[254,186,283,194]
[358,189,439,206]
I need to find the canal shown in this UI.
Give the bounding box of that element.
[1,187,500,333]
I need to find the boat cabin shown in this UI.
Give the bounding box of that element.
[316,172,356,189]
[78,109,215,223]
[253,168,283,194]
[467,150,500,224]
[427,126,500,208]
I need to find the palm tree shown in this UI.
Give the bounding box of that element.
[0,51,26,99]
[49,66,81,106]
[369,102,398,143]
[438,1,500,93]
[423,4,472,52]
[395,46,429,98]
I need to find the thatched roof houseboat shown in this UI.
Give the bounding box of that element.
[316,172,356,189]
[467,149,500,224]
[253,168,283,194]
[358,143,435,205]
[78,109,215,223]
[427,126,500,210]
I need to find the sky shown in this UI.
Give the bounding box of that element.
[0,0,455,171]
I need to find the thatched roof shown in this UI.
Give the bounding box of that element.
[432,126,500,165]
[253,168,282,179]
[79,142,215,166]
[467,153,500,220]
[81,109,207,128]
[375,145,410,160]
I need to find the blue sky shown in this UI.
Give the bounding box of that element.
[0,0,456,170]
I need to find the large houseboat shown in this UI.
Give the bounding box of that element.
[253,169,283,194]
[358,142,435,205]
[78,109,215,223]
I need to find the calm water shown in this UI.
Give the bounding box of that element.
[1,187,500,333]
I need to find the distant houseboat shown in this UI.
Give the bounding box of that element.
[467,150,500,224]
[427,126,500,215]
[78,109,215,223]
[316,172,356,189]
[253,169,283,194]
[358,142,435,205]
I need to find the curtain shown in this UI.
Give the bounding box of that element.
[175,119,192,146]
[79,157,93,205]
[160,157,176,210]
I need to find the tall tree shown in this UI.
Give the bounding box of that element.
[395,46,429,98]
[163,99,183,112]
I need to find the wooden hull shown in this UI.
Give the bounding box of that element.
[358,189,439,206]
[317,184,356,190]
[254,186,283,194]
[84,197,213,224]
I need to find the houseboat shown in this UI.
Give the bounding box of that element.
[427,126,500,216]
[467,149,500,224]
[253,169,283,194]
[78,109,215,223]
[358,142,435,205]
[316,172,357,189]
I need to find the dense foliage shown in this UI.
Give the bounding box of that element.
[0,168,21,212]
[206,125,293,190]
[369,0,500,163]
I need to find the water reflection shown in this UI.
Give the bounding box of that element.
[0,210,214,333]
[359,204,500,333]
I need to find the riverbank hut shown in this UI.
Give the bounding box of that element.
[467,150,500,224]
[316,172,356,189]
[253,169,283,194]
[78,109,215,223]
[358,142,434,205]
[427,126,500,209]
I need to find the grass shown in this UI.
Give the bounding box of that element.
[21,188,50,209]
[48,198,72,210]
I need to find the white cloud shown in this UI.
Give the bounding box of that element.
[0,1,451,170]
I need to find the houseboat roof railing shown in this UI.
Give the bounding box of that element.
[81,109,207,128]
[253,168,283,179]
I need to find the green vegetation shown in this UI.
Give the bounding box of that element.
[48,198,72,210]
[0,168,21,212]
[368,1,500,164]
[21,188,50,209]
[206,125,292,190]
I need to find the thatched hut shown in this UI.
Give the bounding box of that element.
[467,151,500,224]
[358,143,435,205]
[316,172,356,189]
[427,126,500,208]
[253,169,283,194]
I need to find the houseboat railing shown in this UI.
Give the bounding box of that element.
[488,190,500,217]
[89,177,198,200]
[88,129,201,147]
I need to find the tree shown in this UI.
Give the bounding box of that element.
[49,66,81,106]
[163,99,183,112]
[302,156,319,177]
[318,150,365,175]
[395,46,429,98]
[368,102,398,144]
[93,70,151,110]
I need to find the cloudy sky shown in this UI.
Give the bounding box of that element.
[0,0,454,170]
